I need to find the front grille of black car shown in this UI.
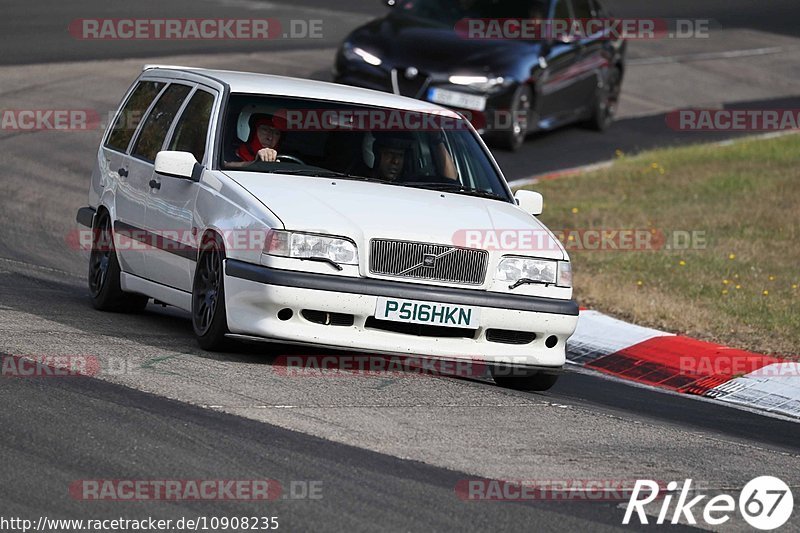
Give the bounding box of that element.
[392,68,430,98]
[369,239,488,285]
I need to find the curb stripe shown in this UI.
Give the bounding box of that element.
[567,310,799,419]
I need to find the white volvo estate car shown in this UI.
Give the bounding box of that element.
[77,66,578,390]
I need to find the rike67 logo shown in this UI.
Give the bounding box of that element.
[624,477,793,530]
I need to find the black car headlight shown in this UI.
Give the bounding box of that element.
[448,75,508,92]
[342,42,382,67]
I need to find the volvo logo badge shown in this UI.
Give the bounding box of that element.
[397,248,457,276]
[405,66,419,79]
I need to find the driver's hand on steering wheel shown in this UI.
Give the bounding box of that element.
[255,147,278,162]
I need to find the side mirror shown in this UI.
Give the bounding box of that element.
[514,190,543,216]
[154,151,203,182]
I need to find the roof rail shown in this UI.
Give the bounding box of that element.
[142,64,198,72]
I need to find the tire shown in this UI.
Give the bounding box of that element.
[88,210,149,313]
[489,85,532,152]
[192,234,231,351]
[491,366,560,392]
[585,66,622,132]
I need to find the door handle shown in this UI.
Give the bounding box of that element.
[148,179,161,190]
[118,168,129,178]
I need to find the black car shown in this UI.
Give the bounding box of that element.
[333,0,626,150]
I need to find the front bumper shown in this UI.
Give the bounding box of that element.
[224,259,578,368]
[333,59,519,134]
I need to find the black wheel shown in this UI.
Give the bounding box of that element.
[489,85,532,152]
[491,366,560,391]
[88,211,149,312]
[192,234,231,351]
[585,66,621,132]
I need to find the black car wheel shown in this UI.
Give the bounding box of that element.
[88,210,149,312]
[491,85,532,152]
[192,234,231,351]
[491,366,560,391]
[586,66,622,132]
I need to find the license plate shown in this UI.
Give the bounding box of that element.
[427,88,487,112]
[374,297,480,329]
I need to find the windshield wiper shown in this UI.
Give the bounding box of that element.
[404,182,508,201]
[299,256,343,271]
[270,169,390,183]
[508,278,552,290]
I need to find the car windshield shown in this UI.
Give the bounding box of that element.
[392,0,550,27]
[221,94,512,202]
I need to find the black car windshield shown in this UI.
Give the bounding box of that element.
[220,94,512,202]
[393,0,550,27]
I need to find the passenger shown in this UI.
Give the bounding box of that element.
[369,131,457,181]
[370,132,412,181]
[429,131,458,181]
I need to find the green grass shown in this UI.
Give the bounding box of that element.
[525,133,800,357]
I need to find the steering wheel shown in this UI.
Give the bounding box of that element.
[275,154,305,165]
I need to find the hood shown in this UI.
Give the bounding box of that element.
[349,15,540,75]
[223,170,565,260]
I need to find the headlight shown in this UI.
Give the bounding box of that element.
[496,257,572,288]
[448,75,506,92]
[342,42,382,66]
[265,230,358,265]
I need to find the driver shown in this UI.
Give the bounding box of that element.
[231,113,284,165]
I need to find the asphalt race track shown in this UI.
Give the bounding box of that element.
[1,0,799,531]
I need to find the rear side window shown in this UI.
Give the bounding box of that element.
[167,89,215,164]
[131,83,192,163]
[105,81,165,153]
